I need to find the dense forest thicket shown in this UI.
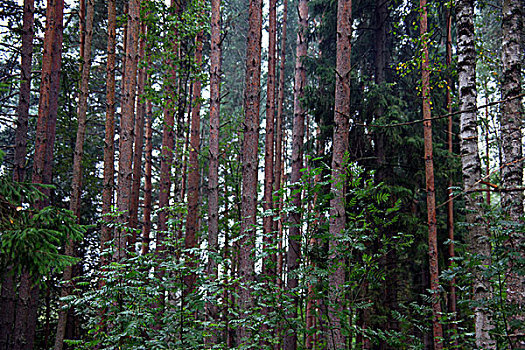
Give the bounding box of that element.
[0,0,523,348]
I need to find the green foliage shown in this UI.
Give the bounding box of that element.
[440,204,525,348]
[0,152,85,280]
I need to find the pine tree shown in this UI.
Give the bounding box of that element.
[237,0,262,342]
[206,0,222,341]
[54,0,94,346]
[328,0,351,346]
[285,0,308,348]
[420,0,444,345]
[115,0,139,260]
[185,28,204,293]
[101,0,117,261]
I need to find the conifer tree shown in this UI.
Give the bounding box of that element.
[238,0,262,342]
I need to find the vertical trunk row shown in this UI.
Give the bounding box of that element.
[129,17,148,247]
[237,0,262,343]
[101,0,117,259]
[185,29,204,293]
[328,0,351,346]
[15,0,65,348]
[115,0,140,261]
[500,1,524,344]
[445,7,458,346]
[263,0,277,274]
[206,0,221,341]
[456,0,495,347]
[54,0,94,347]
[420,0,444,347]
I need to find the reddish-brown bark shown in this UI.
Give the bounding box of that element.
[420,0,444,346]
[274,7,288,347]
[101,0,117,259]
[274,10,288,349]
[328,0,351,346]
[263,0,277,275]
[115,0,140,260]
[237,0,262,342]
[206,0,221,341]
[142,98,153,255]
[285,0,308,349]
[13,0,35,183]
[445,8,458,347]
[156,0,180,255]
[14,0,65,348]
[129,18,148,248]
[0,0,35,347]
[54,0,94,347]
[185,30,204,293]
[274,0,287,237]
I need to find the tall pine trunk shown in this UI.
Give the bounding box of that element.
[185,29,204,293]
[13,0,35,183]
[284,1,308,349]
[14,0,65,348]
[274,3,288,345]
[142,98,153,255]
[0,0,35,347]
[237,0,262,343]
[115,0,140,260]
[54,0,94,347]
[101,0,117,261]
[263,0,277,274]
[129,18,148,247]
[274,0,287,239]
[206,0,222,341]
[445,7,458,346]
[457,0,494,347]
[156,0,179,255]
[328,0,351,346]
[420,0,444,346]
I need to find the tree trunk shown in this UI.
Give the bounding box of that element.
[142,99,153,255]
[284,1,308,349]
[263,0,277,275]
[420,0,444,346]
[185,29,204,294]
[54,0,94,347]
[115,0,140,261]
[500,1,524,345]
[156,0,180,255]
[101,0,117,262]
[237,0,262,343]
[14,0,65,348]
[13,0,35,183]
[0,0,35,347]
[445,7,458,347]
[274,0,287,240]
[129,18,148,248]
[206,0,221,342]
[457,0,495,347]
[328,0,351,346]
